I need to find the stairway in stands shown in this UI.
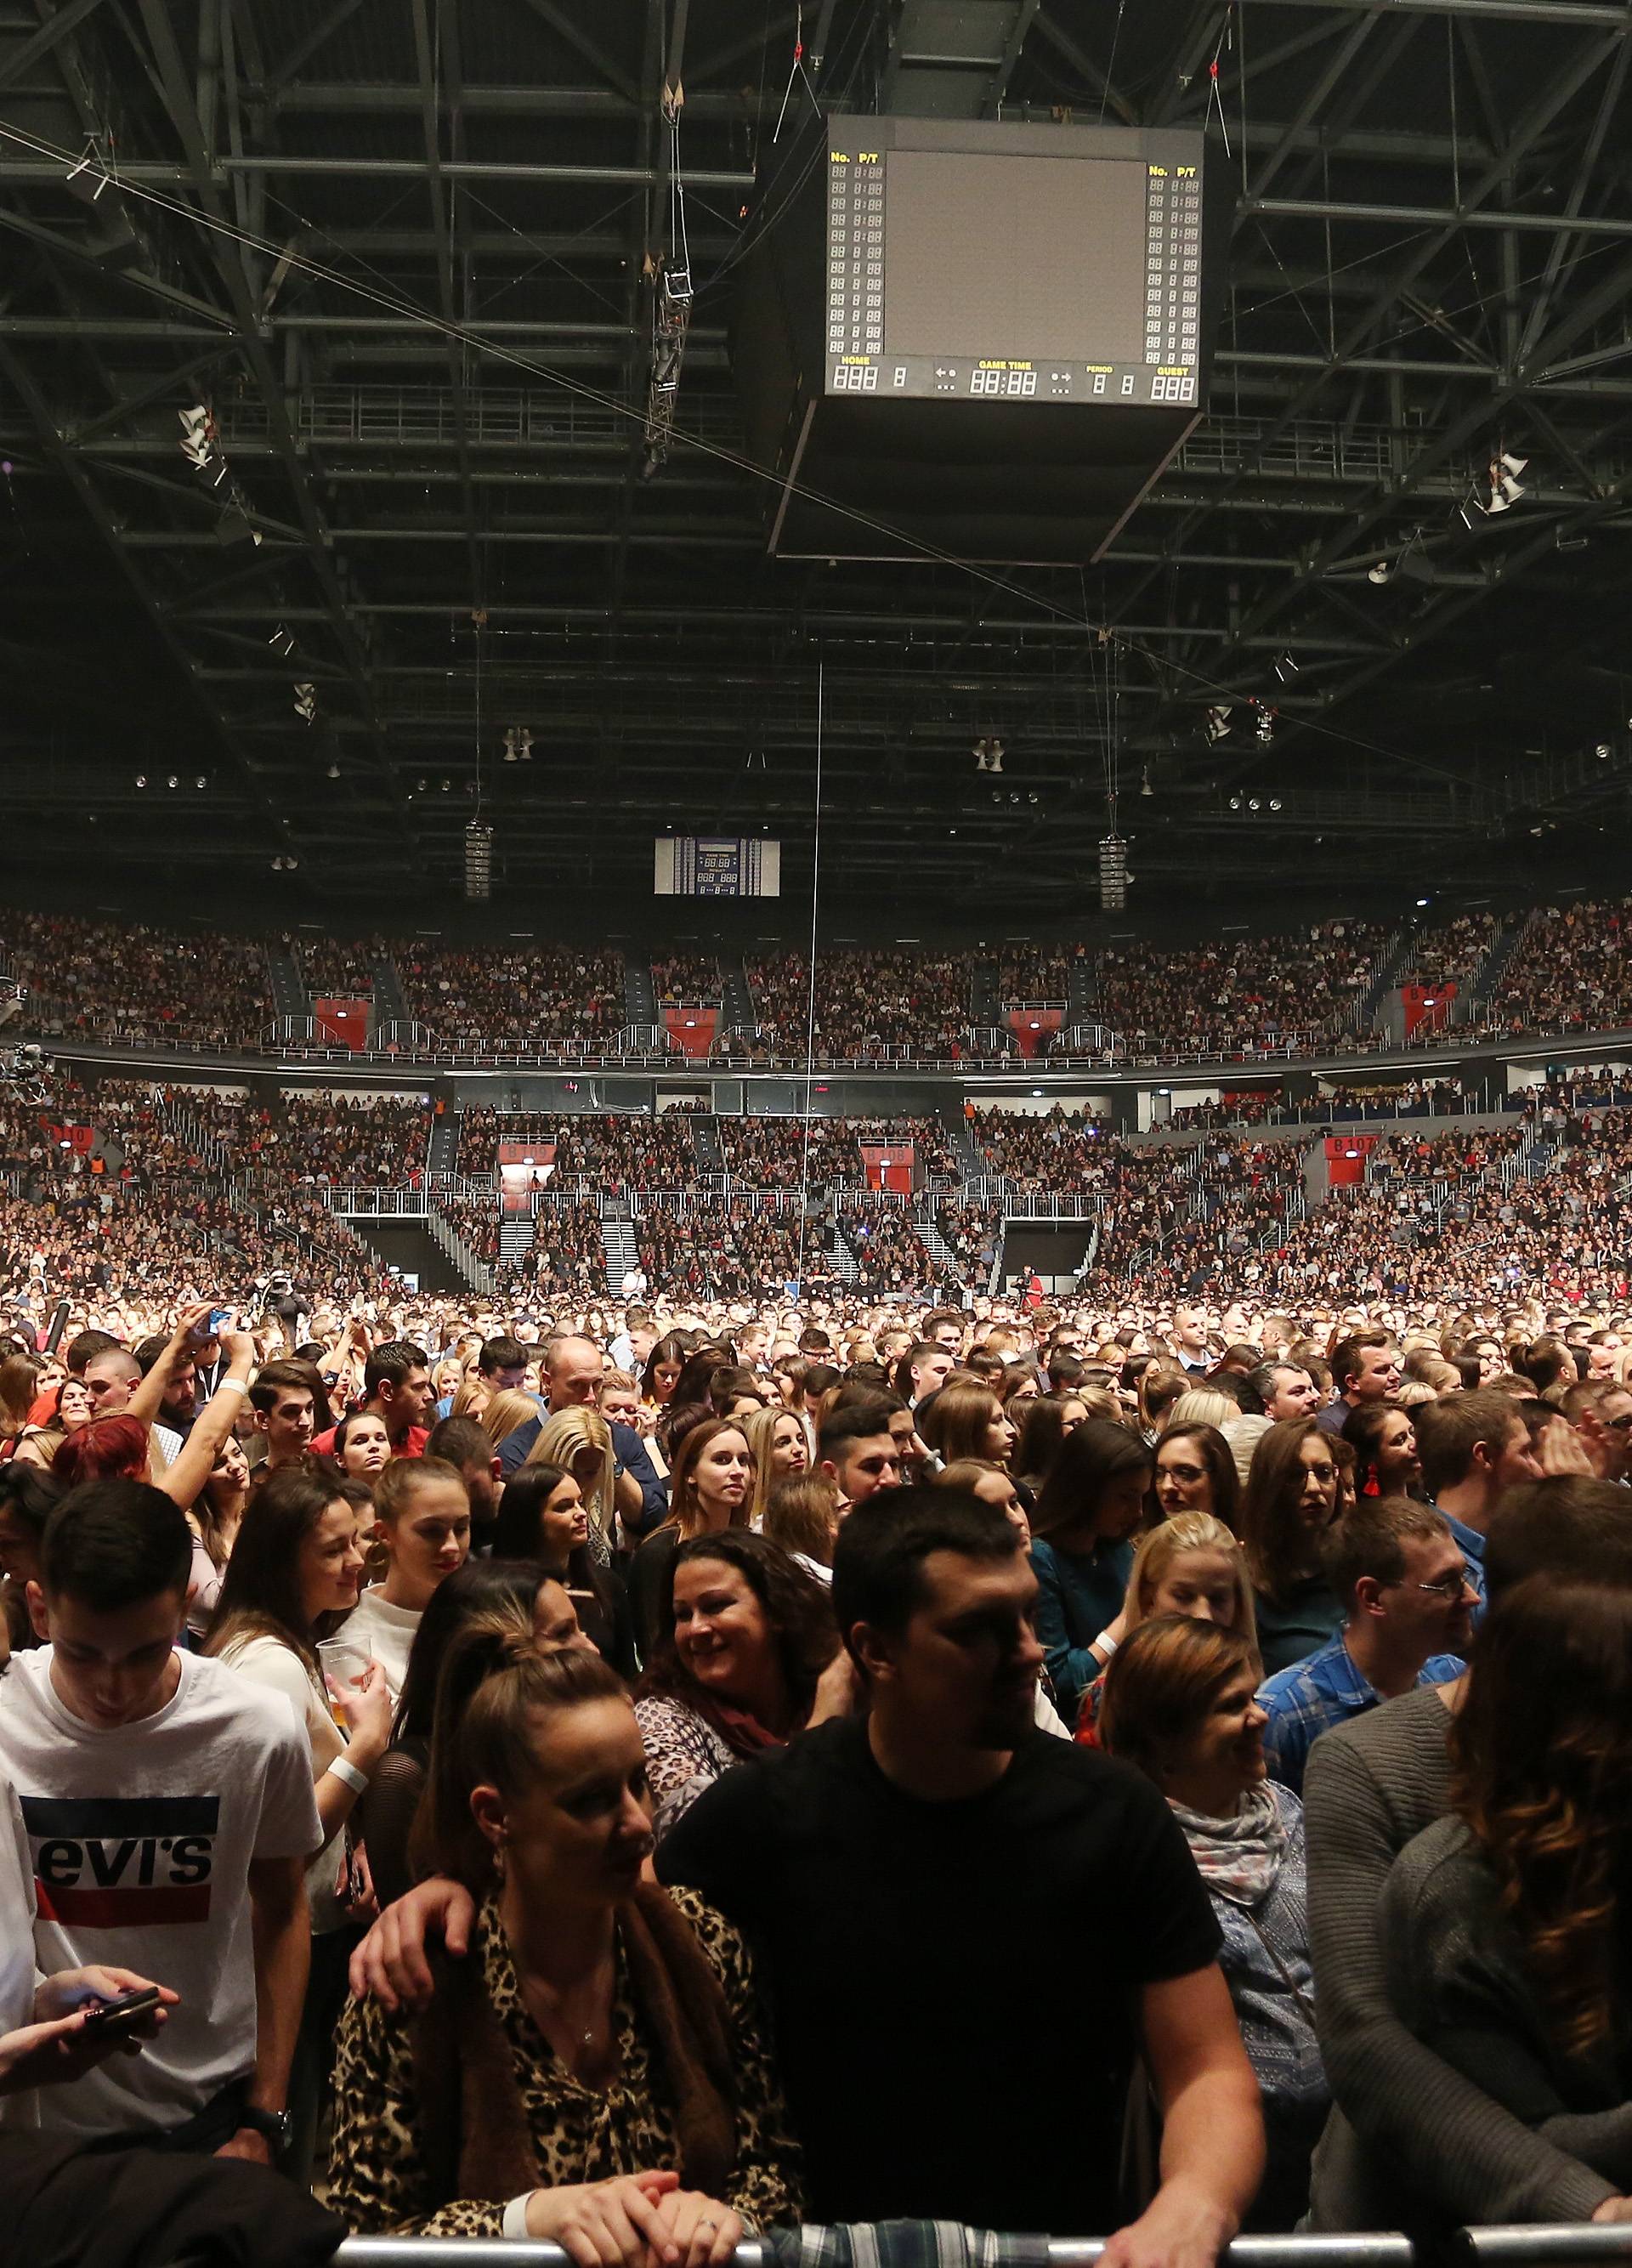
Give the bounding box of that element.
[938,1102,985,1181]
[719,956,755,1034]
[498,1212,535,1273]
[372,951,409,1025]
[1357,927,1410,1029]
[917,1210,955,1279]
[691,1114,726,1173]
[599,1195,640,1293]
[1467,911,1533,1016]
[828,1210,859,1284]
[624,959,656,1025]
[267,943,306,1023]
[428,1108,462,1178]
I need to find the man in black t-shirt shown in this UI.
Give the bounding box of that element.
[656,1488,1261,2247]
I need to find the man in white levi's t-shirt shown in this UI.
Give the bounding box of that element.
[0,1479,320,2158]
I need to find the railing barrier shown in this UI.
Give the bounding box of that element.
[330,2236,1632,2268]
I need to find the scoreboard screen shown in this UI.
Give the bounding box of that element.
[824,116,1206,408]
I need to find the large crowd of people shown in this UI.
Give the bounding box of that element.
[12,902,1632,2261]
[4,1209,1632,2256]
[5,899,1632,1069]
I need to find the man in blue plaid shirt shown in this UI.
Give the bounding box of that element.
[1258,1496,1472,1795]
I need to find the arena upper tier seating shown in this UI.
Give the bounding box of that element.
[8,899,1632,1066]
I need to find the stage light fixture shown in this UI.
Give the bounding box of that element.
[1596,743,1612,760]
[1248,797,1261,811]
[1203,705,1232,745]
[166,775,178,789]
[1228,794,1243,811]
[1268,797,1282,811]
[293,683,316,725]
[178,405,213,470]
[326,761,341,780]
[133,774,147,789]
[973,736,1004,774]
[194,776,207,789]
[269,626,295,656]
[1367,561,1391,585]
[1272,653,1299,683]
[1140,768,1153,797]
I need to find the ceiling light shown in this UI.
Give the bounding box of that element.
[440,778,451,793]
[1140,768,1153,797]
[1367,561,1391,585]
[293,683,316,724]
[1595,743,1612,760]
[133,774,146,789]
[1416,897,1430,907]
[1500,451,1528,479]
[1248,797,1261,812]
[1272,653,1299,683]
[417,778,428,794]
[166,775,178,788]
[326,761,341,780]
[1204,705,1232,745]
[194,775,207,788]
[1228,794,1242,811]
[1268,797,1282,811]
[269,625,294,656]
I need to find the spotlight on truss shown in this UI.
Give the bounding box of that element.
[1272,653,1299,683]
[973,736,1005,774]
[502,726,534,765]
[293,683,316,725]
[178,404,213,469]
[268,625,295,657]
[1203,705,1232,745]
[1367,560,1391,585]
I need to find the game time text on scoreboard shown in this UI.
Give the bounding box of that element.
[824,115,1206,409]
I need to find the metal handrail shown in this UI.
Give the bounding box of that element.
[1456,2236,1632,2265]
[332,2241,1420,2268]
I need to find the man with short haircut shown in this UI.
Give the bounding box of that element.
[0,1481,319,2155]
[64,1330,118,1380]
[1559,1376,1632,1482]
[659,1489,1264,2233]
[1046,1347,1085,1392]
[310,1341,434,1461]
[1171,1304,1212,1374]
[497,1334,666,1538]
[83,1348,183,1467]
[817,1398,904,1508]
[1315,1330,1402,1433]
[1413,1386,1544,1611]
[920,1307,966,1354]
[1258,1499,1471,1796]
[1250,1360,1321,1421]
[1303,1477,1632,2230]
[133,1335,199,1440]
[246,1359,321,1473]
[898,1341,955,1409]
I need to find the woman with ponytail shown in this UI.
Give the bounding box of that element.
[327,1619,801,2258]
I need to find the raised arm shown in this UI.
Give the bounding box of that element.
[156,1324,255,1510]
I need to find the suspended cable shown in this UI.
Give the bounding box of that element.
[794,655,824,1300]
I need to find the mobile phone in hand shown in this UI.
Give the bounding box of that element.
[81,1986,162,2036]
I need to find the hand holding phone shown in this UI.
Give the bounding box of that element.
[82,1986,165,2037]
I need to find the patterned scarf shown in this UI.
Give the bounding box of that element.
[1168,1781,1288,1904]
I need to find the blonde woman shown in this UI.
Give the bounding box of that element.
[742,1404,810,1528]
[479,1387,541,1454]
[1159,1386,1236,1434]
[524,1404,617,1564]
[1077,1510,1259,1740]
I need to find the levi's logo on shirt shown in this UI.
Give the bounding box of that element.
[21,1795,218,1926]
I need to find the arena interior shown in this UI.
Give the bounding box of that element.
[0,2,1630,2262]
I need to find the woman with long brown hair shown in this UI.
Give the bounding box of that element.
[327,1629,800,2248]
[1239,1419,1344,1675]
[626,1418,754,1664]
[918,1380,1018,1472]
[1381,1579,1632,2231]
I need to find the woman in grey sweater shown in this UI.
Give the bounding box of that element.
[1381,1577,1632,2232]
[1102,1614,1327,2229]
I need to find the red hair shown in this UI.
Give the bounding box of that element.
[52,1415,150,1486]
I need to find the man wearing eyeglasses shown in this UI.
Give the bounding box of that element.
[1256,1498,1470,1796]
